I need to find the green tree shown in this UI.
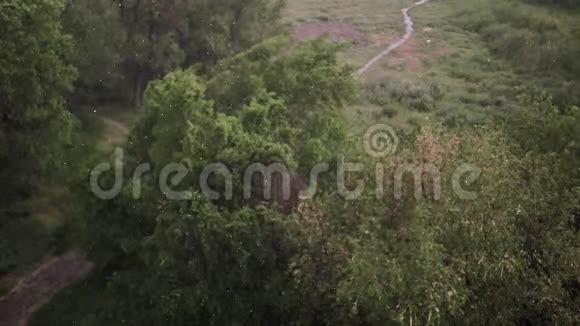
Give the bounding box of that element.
[207,37,356,169]
[0,0,76,202]
[61,0,126,103]
[117,0,284,105]
[0,0,77,276]
[33,39,354,324]
[58,0,284,106]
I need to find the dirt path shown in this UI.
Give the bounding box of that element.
[0,115,128,326]
[0,251,93,326]
[356,0,433,76]
[101,116,130,136]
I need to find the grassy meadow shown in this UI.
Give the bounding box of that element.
[285,0,580,131]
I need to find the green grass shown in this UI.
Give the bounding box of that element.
[285,0,514,128]
[285,0,412,69]
[453,0,580,76]
[285,0,410,33]
[286,0,580,131]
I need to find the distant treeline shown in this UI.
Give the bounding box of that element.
[63,0,284,106]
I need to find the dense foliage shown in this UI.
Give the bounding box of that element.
[454,0,580,80]
[34,41,579,326]
[0,0,76,199]
[0,0,78,274]
[0,0,578,324]
[62,0,285,105]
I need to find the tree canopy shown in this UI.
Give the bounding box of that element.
[0,0,578,324]
[0,0,76,201]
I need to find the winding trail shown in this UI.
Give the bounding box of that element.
[0,116,128,326]
[101,116,131,136]
[357,0,433,76]
[0,251,93,326]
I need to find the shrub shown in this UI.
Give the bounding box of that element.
[382,106,398,118]
[363,77,439,112]
[452,0,580,76]
[429,82,446,101]
[409,94,436,112]
[407,116,421,126]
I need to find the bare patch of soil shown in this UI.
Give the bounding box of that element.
[394,38,425,72]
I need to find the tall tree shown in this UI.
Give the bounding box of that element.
[0,0,77,202]
[61,0,126,104]
[60,0,284,106]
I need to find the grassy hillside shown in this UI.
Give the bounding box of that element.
[285,0,580,131]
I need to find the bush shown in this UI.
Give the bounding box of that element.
[407,116,421,126]
[429,82,446,101]
[363,77,439,112]
[382,106,398,118]
[409,94,436,112]
[527,0,580,8]
[453,0,580,76]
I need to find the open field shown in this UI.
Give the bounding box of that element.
[285,0,580,131]
[285,0,410,69]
